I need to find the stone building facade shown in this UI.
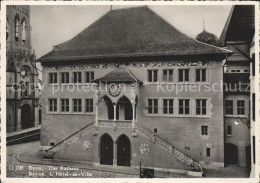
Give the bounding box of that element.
[6,5,41,132]
[218,5,254,169]
[38,7,232,174]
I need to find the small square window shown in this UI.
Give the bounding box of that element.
[50,142,55,146]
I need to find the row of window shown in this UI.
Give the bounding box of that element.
[49,99,94,113]
[147,98,207,115]
[202,125,232,136]
[148,69,207,82]
[49,72,94,84]
[225,100,246,115]
[48,68,207,84]
[226,69,250,73]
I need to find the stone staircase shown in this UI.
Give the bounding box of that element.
[135,123,202,172]
[43,122,95,159]
[43,121,203,174]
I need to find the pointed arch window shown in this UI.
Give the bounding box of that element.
[14,15,19,42]
[21,19,26,43]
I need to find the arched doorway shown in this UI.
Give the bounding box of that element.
[100,133,113,165]
[225,143,238,165]
[116,96,133,120]
[21,103,34,129]
[117,134,131,167]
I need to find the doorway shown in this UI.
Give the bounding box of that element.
[225,143,238,165]
[100,133,113,165]
[117,134,131,167]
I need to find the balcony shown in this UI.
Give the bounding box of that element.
[98,119,132,128]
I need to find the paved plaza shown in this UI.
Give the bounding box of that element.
[7,141,250,178]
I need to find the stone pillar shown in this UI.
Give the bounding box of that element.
[95,104,98,127]
[132,102,137,137]
[238,141,247,167]
[113,103,117,121]
[113,103,117,131]
[132,102,136,129]
[94,88,99,128]
[113,141,117,166]
[16,108,22,131]
[34,106,39,127]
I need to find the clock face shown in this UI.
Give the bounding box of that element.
[21,69,26,76]
[109,84,121,97]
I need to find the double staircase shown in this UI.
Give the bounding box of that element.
[43,122,95,159]
[43,122,202,173]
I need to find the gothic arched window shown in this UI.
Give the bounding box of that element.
[14,14,19,42]
[21,18,26,43]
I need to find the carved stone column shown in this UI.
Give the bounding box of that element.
[34,106,39,127]
[113,141,117,166]
[132,102,136,129]
[95,104,98,127]
[94,88,99,128]
[16,107,22,131]
[113,103,117,130]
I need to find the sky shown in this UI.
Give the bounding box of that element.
[30,5,232,60]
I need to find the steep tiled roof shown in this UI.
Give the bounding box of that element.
[93,67,140,83]
[38,6,231,63]
[218,5,255,44]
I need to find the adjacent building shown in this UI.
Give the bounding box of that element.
[6,5,41,132]
[38,6,233,175]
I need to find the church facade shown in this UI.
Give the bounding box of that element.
[6,5,41,132]
[38,7,232,175]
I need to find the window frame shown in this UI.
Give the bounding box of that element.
[162,69,174,83]
[147,69,158,83]
[73,72,82,83]
[196,99,207,115]
[201,126,208,135]
[86,71,94,83]
[163,99,174,114]
[178,69,189,82]
[147,99,159,114]
[225,100,233,115]
[73,99,82,113]
[61,72,70,84]
[206,148,211,157]
[237,100,245,115]
[49,72,58,84]
[85,99,94,113]
[61,99,70,113]
[179,99,190,115]
[49,99,57,112]
[196,68,207,82]
[226,124,232,136]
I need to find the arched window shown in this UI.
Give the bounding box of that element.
[227,124,232,136]
[21,18,26,43]
[14,15,19,42]
[6,18,9,40]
